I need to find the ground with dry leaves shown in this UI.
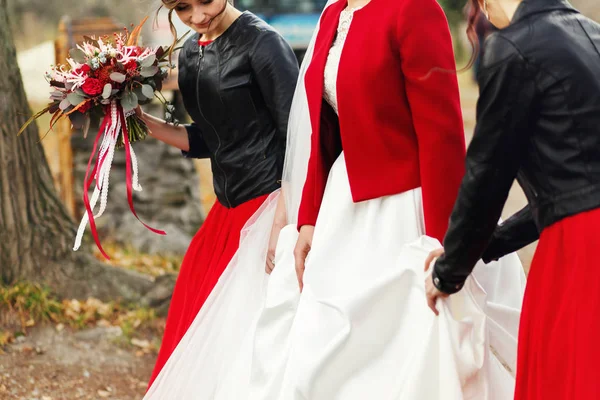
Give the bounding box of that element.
[0,324,157,399]
[0,284,165,399]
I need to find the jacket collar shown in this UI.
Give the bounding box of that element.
[189,11,250,48]
[512,0,579,24]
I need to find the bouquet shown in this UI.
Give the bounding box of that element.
[19,17,186,259]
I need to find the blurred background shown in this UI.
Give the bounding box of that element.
[1,0,598,398]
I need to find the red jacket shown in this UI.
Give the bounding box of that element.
[297,0,466,243]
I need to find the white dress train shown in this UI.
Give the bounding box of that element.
[144,152,525,400]
[247,153,524,400]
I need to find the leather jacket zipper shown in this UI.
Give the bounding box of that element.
[195,43,232,208]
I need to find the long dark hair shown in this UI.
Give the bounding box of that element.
[464,0,484,70]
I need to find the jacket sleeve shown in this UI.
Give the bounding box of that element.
[250,30,300,146]
[433,36,538,294]
[297,101,342,230]
[297,142,320,229]
[181,122,211,159]
[397,0,466,243]
[481,205,540,263]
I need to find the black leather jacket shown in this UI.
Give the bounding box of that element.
[433,0,600,294]
[178,12,298,208]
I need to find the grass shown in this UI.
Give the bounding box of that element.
[0,282,62,334]
[0,282,164,353]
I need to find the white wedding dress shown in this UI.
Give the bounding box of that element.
[144,4,526,399]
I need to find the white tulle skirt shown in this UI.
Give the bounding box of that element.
[144,153,526,400]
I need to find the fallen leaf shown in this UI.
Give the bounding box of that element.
[20,345,34,353]
[131,338,150,348]
[96,319,111,328]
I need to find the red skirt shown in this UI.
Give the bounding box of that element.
[515,207,600,400]
[148,194,269,387]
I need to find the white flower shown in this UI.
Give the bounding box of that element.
[97,37,107,52]
[80,42,97,58]
[67,58,82,71]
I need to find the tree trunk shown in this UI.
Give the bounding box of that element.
[0,0,173,307]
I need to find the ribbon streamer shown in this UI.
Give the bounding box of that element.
[73,100,165,260]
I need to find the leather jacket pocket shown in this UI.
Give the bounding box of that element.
[221,74,252,90]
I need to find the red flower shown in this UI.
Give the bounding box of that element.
[130,47,142,57]
[96,67,113,84]
[124,60,138,72]
[81,78,104,96]
[78,64,91,74]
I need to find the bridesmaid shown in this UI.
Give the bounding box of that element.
[427,0,600,398]
[139,0,298,386]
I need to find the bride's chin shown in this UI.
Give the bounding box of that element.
[191,26,211,34]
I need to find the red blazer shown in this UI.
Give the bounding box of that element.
[297,0,466,242]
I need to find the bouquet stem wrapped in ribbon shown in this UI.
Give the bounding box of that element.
[19,17,188,259]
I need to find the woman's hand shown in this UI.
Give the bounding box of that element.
[266,220,285,274]
[266,193,287,274]
[134,105,144,119]
[132,108,192,151]
[293,225,315,292]
[424,248,448,316]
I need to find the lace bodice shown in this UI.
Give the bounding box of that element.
[323,7,361,115]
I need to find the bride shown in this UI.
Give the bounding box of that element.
[144,0,526,398]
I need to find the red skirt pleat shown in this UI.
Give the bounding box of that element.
[147,194,269,387]
[515,207,600,399]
